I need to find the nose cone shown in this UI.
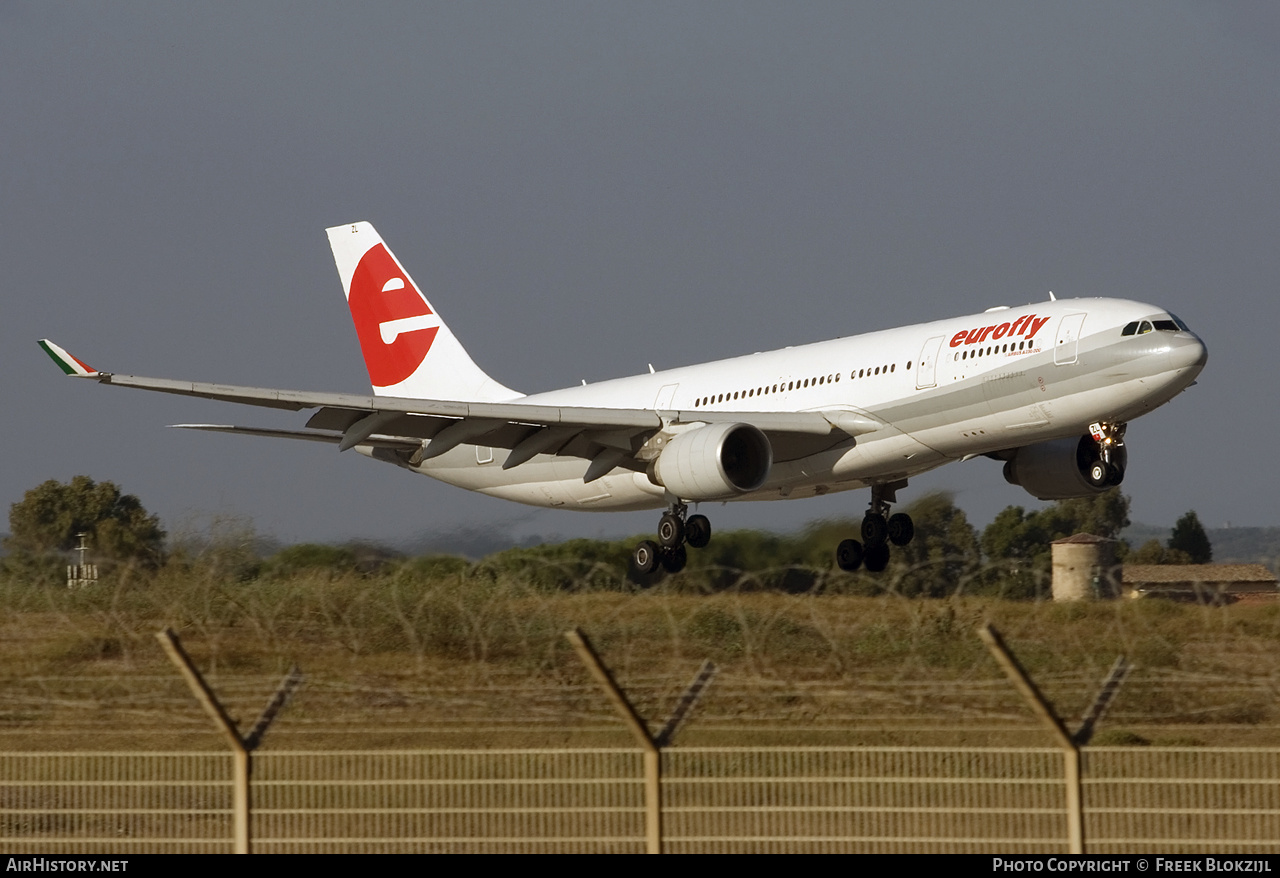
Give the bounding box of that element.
[1168,332,1208,379]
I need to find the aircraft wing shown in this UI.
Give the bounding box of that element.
[40,339,880,473]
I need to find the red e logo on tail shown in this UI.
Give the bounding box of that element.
[347,243,439,387]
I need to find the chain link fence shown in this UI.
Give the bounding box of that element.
[5,747,1280,853]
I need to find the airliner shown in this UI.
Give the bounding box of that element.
[40,222,1207,575]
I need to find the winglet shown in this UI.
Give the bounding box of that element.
[38,340,100,377]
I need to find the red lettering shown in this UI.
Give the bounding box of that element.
[348,243,437,387]
[1026,315,1051,338]
[951,314,1052,347]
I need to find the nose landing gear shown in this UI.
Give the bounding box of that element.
[1085,422,1127,488]
[633,503,712,575]
[836,481,914,573]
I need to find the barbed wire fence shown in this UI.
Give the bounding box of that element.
[3,610,1280,852]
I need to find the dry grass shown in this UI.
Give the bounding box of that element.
[3,562,1280,750]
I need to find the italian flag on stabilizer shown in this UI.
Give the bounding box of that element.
[38,340,98,377]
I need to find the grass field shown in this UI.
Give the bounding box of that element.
[3,561,1280,751]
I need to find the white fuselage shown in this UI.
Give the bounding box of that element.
[365,297,1206,511]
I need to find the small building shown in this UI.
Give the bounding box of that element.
[1122,564,1279,602]
[1051,533,1120,601]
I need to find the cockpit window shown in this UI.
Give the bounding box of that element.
[1124,313,1190,337]
[1167,312,1190,331]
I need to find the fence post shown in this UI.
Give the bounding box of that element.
[978,623,1084,855]
[565,628,718,854]
[156,628,302,855]
[565,628,662,853]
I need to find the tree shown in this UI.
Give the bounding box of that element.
[1129,539,1167,565]
[1035,489,1131,543]
[1128,539,1193,566]
[883,492,981,597]
[1168,510,1212,564]
[980,489,1132,597]
[5,476,165,571]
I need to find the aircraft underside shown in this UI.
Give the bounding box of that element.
[359,352,1199,575]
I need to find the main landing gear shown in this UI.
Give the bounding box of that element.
[836,482,915,573]
[633,503,711,575]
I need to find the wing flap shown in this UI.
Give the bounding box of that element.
[170,424,421,449]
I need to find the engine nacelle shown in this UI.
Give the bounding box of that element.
[1001,434,1127,500]
[652,422,772,501]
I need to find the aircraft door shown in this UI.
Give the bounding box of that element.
[653,383,679,411]
[1054,313,1086,366]
[915,336,945,389]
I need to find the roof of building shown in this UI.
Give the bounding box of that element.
[1051,533,1115,545]
[1122,564,1278,585]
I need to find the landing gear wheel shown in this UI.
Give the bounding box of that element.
[658,512,685,548]
[660,544,687,574]
[633,540,660,575]
[1086,460,1110,488]
[861,514,888,546]
[836,539,864,572]
[1105,465,1125,487]
[887,513,915,547]
[685,514,711,549]
[863,543,891,573]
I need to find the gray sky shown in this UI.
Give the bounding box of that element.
[4,2,1277,548]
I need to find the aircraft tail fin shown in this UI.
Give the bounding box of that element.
[326,222,521,402]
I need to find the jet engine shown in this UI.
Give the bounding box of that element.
[1000,434,1127,500]
[652,422,772,501]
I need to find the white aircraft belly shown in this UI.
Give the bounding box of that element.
[387,445,666,511]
